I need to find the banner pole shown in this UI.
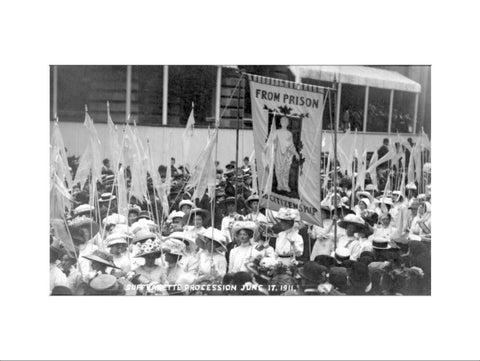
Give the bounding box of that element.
[234,77,241,211]
[333,82,341,249]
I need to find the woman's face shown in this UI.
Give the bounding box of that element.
[110,244,127,256]
[346,224,356,236]
[181,205,191,214]
[128,213,138,226]
[380,215,391,227]
[280,117,289,128]
[194,215,203,228]
[165,253,179,265]
[144,255,157,266]
[249,201,259,211]
[237,230,250,244]
[359,201,367,211]
[418,204,426,216]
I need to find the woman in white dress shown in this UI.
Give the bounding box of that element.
[167,232,199,273]
[183,208,208,240]
[228,221,259,273]
[194,227,228,282]
[273,116,300,192]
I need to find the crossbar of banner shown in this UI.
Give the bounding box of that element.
[241,72,337,92]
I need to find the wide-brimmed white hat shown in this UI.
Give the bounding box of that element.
[365,184,377,191]
[132,229,156,244]
[166,231,196,248]
[201,227,227,250]
[135,238,164,258]
[162,238,186,256]
[103,213,127,226]
[106,232,128,247]
[231,221,257,237]
[358,198,370,208]
[179,199,195,209]
[338,214,367,230]
[130,219,158,234]
[112,224,134,239]
[275,207,300,221]
[168,210,185,222]
[74,204,95,216]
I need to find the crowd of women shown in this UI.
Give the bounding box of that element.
[50,153,431,296]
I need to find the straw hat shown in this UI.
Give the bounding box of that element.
[98,192,116,203]
[201,227,227,250]
[275,207,300,222]
[179,199,195,209]
[73,204,95,216]
[132,229,156,244]
[135,238,163,258]
[68,215,100,238]
[112,224,134,239]
[231,221,257,238]
[168,210,185,222]
[166,231,196,249]
[358,197,370,208]
[376,197,394,206]
[89,274,119,292]
[103,213,127,226]
[106,232,128,247]
[335,247,351,262]
[162,238,186,256]
[130,219,157,234]
[372,237,392,250]
[338,214,367,231]
[365,184,377,192]
[82,250,120,269]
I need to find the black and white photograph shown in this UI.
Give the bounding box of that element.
[49,64,432,296]
[2,1,480,360]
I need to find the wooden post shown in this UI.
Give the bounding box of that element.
[53,65,58,119]
[335,82,342,131]
[126,65,132,122]
[363,86,369,132]
[388,89,394,133]
[162,65,169,125]
[215,66,222,127]
[413,92,419,133]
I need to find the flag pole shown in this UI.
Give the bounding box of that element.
[333,81,341,249]
[234,78,241,212]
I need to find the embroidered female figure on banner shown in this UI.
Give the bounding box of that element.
[274,116,300,192]
[263,105,307,198]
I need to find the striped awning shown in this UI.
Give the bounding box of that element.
[289,65,421,93]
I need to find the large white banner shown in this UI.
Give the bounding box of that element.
[248,75,325,225]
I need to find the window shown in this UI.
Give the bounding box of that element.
[340,84,365,131]
[167,66,216,126]
[133,66,164,125]
[392,90,415,133]
[56,65,127,123]
[366,87,390,132]
[220,68,249,128]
